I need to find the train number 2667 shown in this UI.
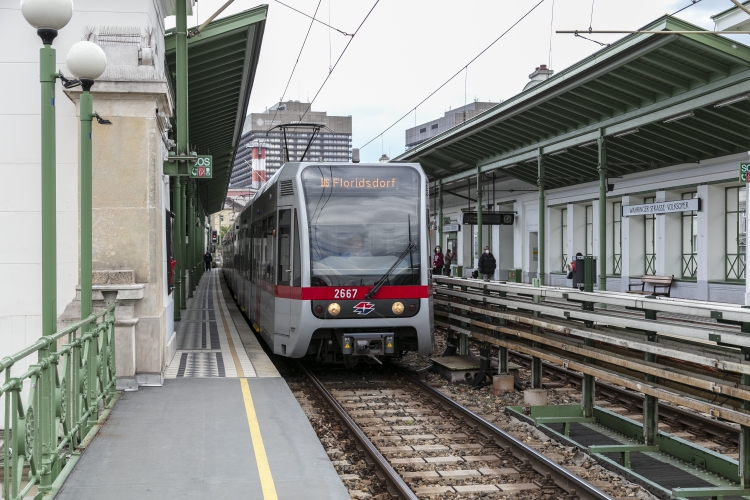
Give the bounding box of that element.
[334,288,358,299]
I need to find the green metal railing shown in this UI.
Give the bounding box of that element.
[0,303,117,499]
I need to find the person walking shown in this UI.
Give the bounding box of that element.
[478,246,496,281]
[203,250,213,271]
[432,246,444,275]
[443,249,453,276]
[566,252,583,286]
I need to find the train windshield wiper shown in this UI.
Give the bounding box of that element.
[365,242,415,300]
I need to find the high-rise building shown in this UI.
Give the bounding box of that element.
[230,101,352,187]
[405,100,498,150]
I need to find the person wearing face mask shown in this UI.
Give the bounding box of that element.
[433,246,444,275]
[478,245,496,281]
[443,249,453,276]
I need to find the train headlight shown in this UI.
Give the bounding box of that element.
[328,302,341,316]
[392,302,404,315]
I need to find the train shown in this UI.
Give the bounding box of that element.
[221,161,434,365]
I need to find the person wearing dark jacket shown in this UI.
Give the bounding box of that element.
[432,246,444,275]
[443,249,453,276]
[478,246,496,281]
[203,251,213,271]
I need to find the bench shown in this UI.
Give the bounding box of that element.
[627,275,674,297]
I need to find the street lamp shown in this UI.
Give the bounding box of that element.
[21,0,72,494]
[66,41,107,323]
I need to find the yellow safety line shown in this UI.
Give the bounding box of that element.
[214,272,278,499]
[215,273,244,377]
[240,378,278,499]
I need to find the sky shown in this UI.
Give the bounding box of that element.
[168,0,745,162]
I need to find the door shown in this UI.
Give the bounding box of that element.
[275,209,292,337]
[289,210,302,344]
[529,231,538,281]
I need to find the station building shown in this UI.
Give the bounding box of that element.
[397,15,750,304]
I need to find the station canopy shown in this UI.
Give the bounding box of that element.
[395,16,750,189]
[165,6,267,213]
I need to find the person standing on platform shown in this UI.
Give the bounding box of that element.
[433,246,444,275]
[443,249,453,276]
[566,252,583,286]
[203,251,213,271]
[478,246,496,281]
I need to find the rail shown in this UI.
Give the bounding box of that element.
[0,303,118,499]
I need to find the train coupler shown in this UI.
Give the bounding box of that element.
[341,333,395,360]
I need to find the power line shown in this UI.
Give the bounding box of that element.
[274,0,352,37]
[359,0,547,151]
[299,0,381,122]
[267,0,323,143]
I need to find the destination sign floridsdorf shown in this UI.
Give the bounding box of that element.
[622,198,699,217]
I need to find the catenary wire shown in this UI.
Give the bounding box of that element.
[274,0,352,36]
[359,0,547,151]
[299,0,381,122]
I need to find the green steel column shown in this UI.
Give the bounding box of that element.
[438,180,443,253]
[538,150,545,285]
[187,181,195,298]
[477,166,483,262]
[582,338,595,418]
[172,177,182,321]
[180,180,187,309]
[39,40,58,496]
[598,133,607,291]
[176,0,188,309]
[644,319,658,445]
[80,88,93,320]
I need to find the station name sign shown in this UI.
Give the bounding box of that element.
[462,212,514,225]
[443,224,461,232]
[622,198,700,217]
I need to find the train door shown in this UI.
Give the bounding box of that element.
[275,209,292,338]
[289,210,302,339]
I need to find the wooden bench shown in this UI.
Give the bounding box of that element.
[627,275,674,297]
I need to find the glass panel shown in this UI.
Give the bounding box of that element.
[613,201,621,276]
[293,211,301,286]
[586,205,593,256]
[728,187,739,212]
[728,213,739,254]
[277,210,291,284]
[302,165,422,286]
[561,208,567,272]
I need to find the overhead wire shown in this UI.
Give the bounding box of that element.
[548,0,555,68]
[359,0,547,151]
[299,0,381,122]
[274,0,352,36]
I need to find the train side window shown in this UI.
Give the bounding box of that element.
[278,210,291,284]
[293,210,301,287]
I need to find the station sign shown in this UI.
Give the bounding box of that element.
[190,155,213,178]
[462,212,514,225]
[622,198,700,217]
[740,163,750,182]
[443,224,461,233]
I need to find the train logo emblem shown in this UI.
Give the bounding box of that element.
[353,302,375,315]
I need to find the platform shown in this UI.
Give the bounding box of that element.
[55,270,349,500]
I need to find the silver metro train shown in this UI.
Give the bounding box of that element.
[221,162,434,364]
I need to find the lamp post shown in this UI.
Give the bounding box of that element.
[66,41,107,322]
[20,0,73,493]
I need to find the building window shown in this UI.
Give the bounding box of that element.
[644,196,656,275]
[681,192,698,278]
[420,128,426,133]
[431,124,438,130]
[726,186,746,281]
[613,201,621,276]
[585,205,593,256]
[561,208,567,272]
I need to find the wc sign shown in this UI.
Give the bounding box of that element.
[190,155,213,178]
[740,163,750,182]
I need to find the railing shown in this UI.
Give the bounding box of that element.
[0,303,117,499]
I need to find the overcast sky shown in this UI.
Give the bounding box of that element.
[169,0,745,162]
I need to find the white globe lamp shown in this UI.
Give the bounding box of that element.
[67,41,107,86]
[20,0,73,31]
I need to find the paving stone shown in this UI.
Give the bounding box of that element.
[391,457,426,464]
[425,456,464,463]
[478,467,519,476]
[498,483,540,492]
[414,486,454,495]
[402,471,440,479]
[463,455,500,462]
[454,484,499,493]
[438,469,481,478]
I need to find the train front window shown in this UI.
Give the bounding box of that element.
[302,165,421,287]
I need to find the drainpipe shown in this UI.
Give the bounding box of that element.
[598,131,607,291]
[538,150,545,285]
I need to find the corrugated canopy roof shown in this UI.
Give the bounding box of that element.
[395,16,750,190]
[165,5,267,213]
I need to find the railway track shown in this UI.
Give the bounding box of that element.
[297,362,615,500]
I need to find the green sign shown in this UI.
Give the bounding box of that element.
[190,155,213,178]
[741,163,750,182]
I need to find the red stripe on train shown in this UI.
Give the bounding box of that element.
[273,285,430,300]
